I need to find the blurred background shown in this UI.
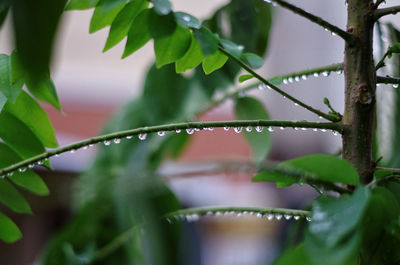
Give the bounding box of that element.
[0,0,399,264]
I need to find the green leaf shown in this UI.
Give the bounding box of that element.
[220,39,244,58]
[0,179,31,214]
[122,9,152,58]
[280,154,360,185]
[252,170,297,188]
[202,50,228,75]
[235,97,271,164]
[103,0,148,52]
[154,26,191,68]
[0,211,22,243]
[151,0,171,15]
[0,3,9,29]
[65,0,99,10]
[304,187,370,265]
[0,143,49,196]
[238,74,254,83]
[175,36,204,73]
[12,0,66,84]
[193,27,219,56]
[174,12,201,29]
[388,42,400,58]
[148,9,176,39]
[274,245,312,265]
[10,51,24,85]
[0,112,47,162]
[89,0,126,33]
[0,54,23,103]
[269,76,283,85]
[4,91,58,148]
[241,52,264,69]
[25,75,61,110]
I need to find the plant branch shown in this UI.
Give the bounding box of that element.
[219,47,340,122]
[269,0,354,42]
[374,5,400,20]
[0,120,342,177]
[375,167,400,174]
[375,51,390,70]
[374,0,386,9]
[377,75,400,85]
[164,206,311,221]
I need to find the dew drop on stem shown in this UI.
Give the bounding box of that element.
[284,214,292,220]
[18,167,26,173]
[393,84,399,88]
[283,79,288,85]
[266,214,274,221]
[158,131,166,137]
[313,72,319,77]
[138,133,147,141]
[224,126,230,131]
[301,75,307,80]
[7,172,13,177]
[103,140,111,146]
[234,127,243,133]
[255,126,263,133]
[294,76,300,82]
[275,214,283,220]
[186,128,194,135]
[294,215,300,221]
[267,127,274,132]
[175,129,181,134]
[113,138,121,144]
[126,135,133,139]
[246,126,253,132]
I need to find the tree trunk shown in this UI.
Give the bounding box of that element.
[343,0,376,184]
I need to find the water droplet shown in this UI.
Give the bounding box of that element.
[306,216,312,222]
[272,1,278,7]
[322,71,329,77]
[294,76,300,82]
[267,85,272,90]
[166,218,172,224]
[320,129,327,132]
[215,211,223,217]
[208,127,214,131]
[138,133,147,141]
[186,128,194,135]
[283,79,288,85]
[284,214,292,220]
[319,116,323,119]
[182,15,191,22]
[275,214,283,220]
[294,103,299,106]
[190,214,200,222]
[255,126,263,133]
[279,127,285,130]
[113,138,121,144]
[336,70,343,75]
[70,149,76,154]
[194,128,201,132]
[267,126,274,132]
[313,72,319,77]
[37,160,44,165]
[294,215,300,220]
[126,135,133,139]
[18,167,26,173]
[103,140,111,146]
[175,129,181,134]
[324,28,329,31]
[301,75,307,80]
[294,127,299,131]
[332,131,339,136]
[313,128,318,132]
[266,214,274,221]
[258,84,266,90]
[301,127,307,131]
[288,77,294,83]
[393,84,399,88]
[7,172,13,177]
[83,146,89,150]
[206,211,213,217]
[55,154,60,157]
[246,126,253,132]
[256,213,263,218]
[158,131,166,137]
[224,126,230,131]
[28,164,35,169]
[331,32,337,36]
[236,212,243,217]
[234,127,243,133]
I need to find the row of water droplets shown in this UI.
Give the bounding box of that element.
[166,210,312,224]
[0,124,339,178]
[377,83,400,89]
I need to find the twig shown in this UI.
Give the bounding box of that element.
[219,47,341,122]
[376,75,400,85]
[375,167,400,174]
[0,120,342,177]
[374,5,400,20]
[375,51,390,70]
[269,0,354,42]
[374,0,386,9]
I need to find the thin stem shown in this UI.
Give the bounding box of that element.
[375,51,389,70]
[374,5,400,20]
[0,120,342,176]
[219,47,340,122]
[269,0,354,42]
[222,63,343,102]
[375,167,400,174]
[376,75,400,85]
[374,0,386,9]
[164,206,311,219]
[92,225,139,261]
